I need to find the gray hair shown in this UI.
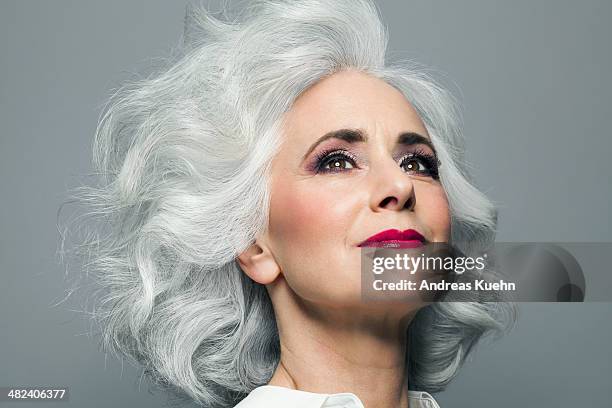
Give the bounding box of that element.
[63,0,515,406]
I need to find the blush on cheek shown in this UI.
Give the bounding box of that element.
[428,188,451,239]
[268,177,353,263]
[267,178,363,305]
[268,178,325,250]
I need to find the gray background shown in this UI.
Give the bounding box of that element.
[1,1,610,407]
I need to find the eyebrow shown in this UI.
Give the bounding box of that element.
[302,128,436,160]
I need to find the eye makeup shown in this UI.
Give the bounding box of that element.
[397,147,440,179]
[307,144,440,179]
[308,147,362,173]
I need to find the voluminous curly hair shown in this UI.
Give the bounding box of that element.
[63,0,515,407]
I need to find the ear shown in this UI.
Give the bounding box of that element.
[237,240,281,285]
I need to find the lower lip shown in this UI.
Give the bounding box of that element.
[359,240,424,249]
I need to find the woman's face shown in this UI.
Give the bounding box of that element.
[260,70,451,310]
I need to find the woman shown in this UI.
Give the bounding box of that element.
[71,0,515,407]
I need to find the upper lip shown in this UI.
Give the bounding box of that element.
[358,229,426,247]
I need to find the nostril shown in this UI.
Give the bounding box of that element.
[380,196,398,208]
[404,196,415,210]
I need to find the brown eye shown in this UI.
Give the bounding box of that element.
[402,158,425,173]
[325,157,355,170]
[315,150,358,173]
[399,152,440,179]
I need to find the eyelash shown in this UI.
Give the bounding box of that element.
[313,148,440,179]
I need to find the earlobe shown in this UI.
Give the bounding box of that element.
[237,242,281,285]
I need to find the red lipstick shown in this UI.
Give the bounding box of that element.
[358,229,426,249]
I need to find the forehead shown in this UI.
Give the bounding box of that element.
[282,70,429,140]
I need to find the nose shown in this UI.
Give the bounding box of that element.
[368,156,416,212]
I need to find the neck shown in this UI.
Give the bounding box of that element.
[266,278,417,408]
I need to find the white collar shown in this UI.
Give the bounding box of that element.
[234,385,441,408]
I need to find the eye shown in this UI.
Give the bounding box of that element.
[315,150,358,173]
[402,156,427,172]
[399,152,440,179]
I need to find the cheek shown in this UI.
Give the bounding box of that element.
[268,177,356,260]
[417,184,451,240]
[266,175,364,303]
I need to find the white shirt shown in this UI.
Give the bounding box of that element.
[233,385,441,408]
